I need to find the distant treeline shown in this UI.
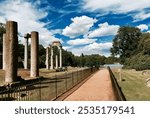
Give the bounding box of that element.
[16,44,119,68]
[111,26,150,70]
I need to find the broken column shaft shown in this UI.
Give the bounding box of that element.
[59,47,62,68]
[30,31,39,77]
[2,33,6,70]
[46,47,50,69]
[50,47,54,69]
[5,21,18,83]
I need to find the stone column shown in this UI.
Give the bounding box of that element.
[50,46,54,69]
[59,47,62,68]
[55,55,58,69]
[46,47,50,69]
[5,21,18,83]
[2,33,6,70]
[24,37,28,69]
[30,31,39,77]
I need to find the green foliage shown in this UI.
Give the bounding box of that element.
[111,26,142,63]
[111,26,150,70]
[82,54,106,67]
[18,44,24,59]
[138,33,150,55]
[105,56,118,64]
[125,53,150,70]
[0,23,6,52]
[62,49,77,67]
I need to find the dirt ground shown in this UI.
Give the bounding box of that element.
[0,67,84,84]
[64,68,117,101]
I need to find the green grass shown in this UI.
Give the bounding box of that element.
[113,69,150,101]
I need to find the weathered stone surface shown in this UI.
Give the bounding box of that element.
[30,31,39,77]
[59,47,62,68]
[24,37,28,69]
[2,33,6,70]
[5,21,18,83]
[46,47,50,69]
[50,46,54,69]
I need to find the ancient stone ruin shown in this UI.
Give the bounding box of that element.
[3,20,40,83]
[2,20,63,83]
[46,41,62,70]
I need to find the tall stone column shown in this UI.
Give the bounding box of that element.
[59,47,62,68]
[2,33,6,70]
[5,21,18,83]
[50,46,54,69]
[30,31,39,77]
[55,55,58,69]
[24,33,30,69]
[24,37,28,69]
[46,47,50,69]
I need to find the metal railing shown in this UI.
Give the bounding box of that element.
[107,66,126,101]
[0,67,98,101]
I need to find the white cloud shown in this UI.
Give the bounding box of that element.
[50,29,62,35]
[62,46,73,50]
[62,15,97,38]
[82,0,150,21]
[68,42,112,56]
[137,24,148,31]
[134,12,150,22]
[88,22,119,38]
[0,0,62,46]
[67,38,97,46]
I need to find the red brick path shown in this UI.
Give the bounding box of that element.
[64,68,117,101]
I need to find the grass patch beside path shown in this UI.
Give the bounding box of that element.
[113,69,150,101]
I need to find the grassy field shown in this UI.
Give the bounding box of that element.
[113,69,150,101]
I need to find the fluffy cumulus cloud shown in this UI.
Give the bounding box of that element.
[88,22,119,38]
[62,15,97,38]
[82,0,150,21]
[67,38,97,45]
[69,42,112,56]
[0,0,62,46]
[137,24,149,31]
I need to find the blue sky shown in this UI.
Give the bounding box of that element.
[0,0,150,57]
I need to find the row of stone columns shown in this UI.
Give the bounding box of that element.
[3,21,39,83]
[46,45,62,70]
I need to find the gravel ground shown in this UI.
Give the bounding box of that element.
[64,68,117,101]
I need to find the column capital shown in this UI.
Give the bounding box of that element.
[24,33,31,39]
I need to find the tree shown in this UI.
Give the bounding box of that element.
[111,26,142,63]
[138,33,150,55]
[0,23,6,52]
[80,53,86,67]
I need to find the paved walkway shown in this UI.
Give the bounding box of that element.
[64,68,117,101]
